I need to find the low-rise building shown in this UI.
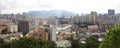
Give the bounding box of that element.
[26,28,48,40]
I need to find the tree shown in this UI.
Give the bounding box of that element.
[0,38,11,48]
[0,38,3,44]
[99,25,120,48]
[10,37,56,48]
[66,38,81,48]
[85,36,100,48]
[11,37,35,48]
[47,40,57,48]
[0,37,56,48]
[71,39,81,48]
[67,36,100,48]
[0,38,4,47]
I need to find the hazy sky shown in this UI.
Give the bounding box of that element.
[0,0,120,14]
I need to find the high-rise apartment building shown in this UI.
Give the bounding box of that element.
[91,11,97,24]
[108,9,115,16]
[18,20,29,35]
[51,27,56,41]
[8,25,18,33]
[47,16,59,26]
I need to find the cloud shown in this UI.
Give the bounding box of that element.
[0,0,120,14]
[0,0,53,9]
[37,0,53,8]
[0,0,54,13]
[0,0,17,9]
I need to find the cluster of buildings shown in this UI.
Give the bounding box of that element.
[0,9,120,48]
[72,9,118,43]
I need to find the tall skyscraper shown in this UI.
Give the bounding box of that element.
[47,16,59,26]
[18,20,29,35]
[108,9,115,16]
[51,27,56,41]
[33,18,40,29]
[91,11,97,24]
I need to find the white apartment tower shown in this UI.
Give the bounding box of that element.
[47,16,59,26]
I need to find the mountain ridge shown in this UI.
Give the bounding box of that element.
[27,10,77,18]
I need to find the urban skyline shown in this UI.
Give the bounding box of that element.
[0,0,120,48]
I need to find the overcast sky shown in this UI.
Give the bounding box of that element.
[0,0,120,14]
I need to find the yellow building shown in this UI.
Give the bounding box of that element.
[0,25,8,34]
[27,28,48,40]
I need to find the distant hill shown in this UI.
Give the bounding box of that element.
[27,10,77,18]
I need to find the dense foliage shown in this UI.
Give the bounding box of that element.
[0,37,56,48]
[99,26,120,48]
[71,39,81,48]
[84,36,100,48]
[67,36,100,48]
